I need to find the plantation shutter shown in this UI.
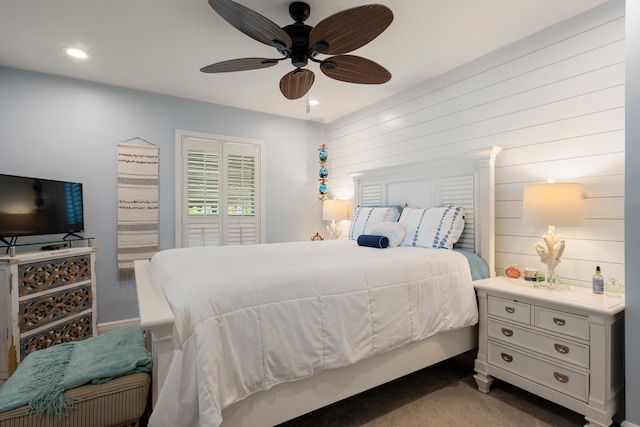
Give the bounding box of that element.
[181,137,260,247]
[223,142,258,245]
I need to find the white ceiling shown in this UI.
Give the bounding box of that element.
[0,0,610,123]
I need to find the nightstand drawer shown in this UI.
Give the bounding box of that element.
[488,319,589,368]
[534,306,589,340]
[488,296,530,325]
[488,341,588,402]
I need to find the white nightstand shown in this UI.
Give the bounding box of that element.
[473,276,624,427]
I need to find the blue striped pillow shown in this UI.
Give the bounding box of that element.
[348,206,401,240]
[398,206,465,249]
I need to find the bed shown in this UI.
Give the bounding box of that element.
[134,146,501,427]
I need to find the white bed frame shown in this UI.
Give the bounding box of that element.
[134,146,501,426]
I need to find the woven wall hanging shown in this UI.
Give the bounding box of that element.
[116,137,159,280]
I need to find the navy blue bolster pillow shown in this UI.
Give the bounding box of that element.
[357,235,389,248]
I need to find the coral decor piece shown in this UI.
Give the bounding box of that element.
[533,225,566,280]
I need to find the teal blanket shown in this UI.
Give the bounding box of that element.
[0,327,152,419]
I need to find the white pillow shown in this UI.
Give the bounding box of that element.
[368,221,406,247]
[398,206,465,249]
[348,206,401,240]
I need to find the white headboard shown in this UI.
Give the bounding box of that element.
[351,146,501,277]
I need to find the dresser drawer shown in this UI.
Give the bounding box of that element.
[19,312,93,360]
[18,254,92,296]
[488,296,531,325]
[534,306,589,340]
[487,318,589,368]
[488,341,588,402]
[19,284,93,332]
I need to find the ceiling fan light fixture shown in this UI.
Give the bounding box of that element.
[291,51,308,68]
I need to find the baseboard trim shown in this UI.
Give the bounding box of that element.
[622,421,640,427]
[97,318,140,335]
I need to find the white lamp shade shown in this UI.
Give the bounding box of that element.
[322,199,348,221]
[522,183,584,226]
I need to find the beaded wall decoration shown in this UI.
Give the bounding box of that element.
[318,144,328,201]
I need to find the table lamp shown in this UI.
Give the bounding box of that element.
[322,199,348,240]
[522,183,584,285]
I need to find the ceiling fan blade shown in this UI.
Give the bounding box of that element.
[208,0,292,50]
[279,69,315,99]
[309,4,393,55]
[200,58,279,73]
[320,55,391,84]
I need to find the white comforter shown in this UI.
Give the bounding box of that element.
[148,240,478,427]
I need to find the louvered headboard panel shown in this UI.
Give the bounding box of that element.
[441,175,475,252]
[351,147,501,277]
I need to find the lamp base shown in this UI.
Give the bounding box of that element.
[542,268,569,291]
[326,221,342,240]
[543,268,558,289]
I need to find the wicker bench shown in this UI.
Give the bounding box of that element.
[0,327,151,427]
[0,372,149,427]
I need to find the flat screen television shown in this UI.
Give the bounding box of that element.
[0,174,84,241]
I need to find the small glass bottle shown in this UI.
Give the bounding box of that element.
[606,277,621,298]
[592,266,604,294]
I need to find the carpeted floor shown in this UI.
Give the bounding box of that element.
[277,351,622,427]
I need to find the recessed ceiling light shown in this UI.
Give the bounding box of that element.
[64,47,90,59]
[308,99,319,106]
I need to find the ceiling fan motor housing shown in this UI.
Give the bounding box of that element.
[283,23,312,68]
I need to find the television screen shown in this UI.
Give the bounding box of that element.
[0,174,84,239]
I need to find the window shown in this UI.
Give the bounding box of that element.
[176,130,263,248]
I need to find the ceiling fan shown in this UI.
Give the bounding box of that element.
[200,0,393,100]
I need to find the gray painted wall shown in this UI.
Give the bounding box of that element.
[0,66,324,323]
[625,0,639,425]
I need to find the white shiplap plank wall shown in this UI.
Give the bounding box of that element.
[325,1,624,289]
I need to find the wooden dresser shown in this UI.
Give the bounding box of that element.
[0,246,97,382]
[474,276,624,427]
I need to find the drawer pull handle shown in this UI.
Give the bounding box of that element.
[553,317,566,326]
[554,344,570,354]
[505,306,515,314]
[501,328,514,337]
[501,353,513,363]
[554,372,569,383]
